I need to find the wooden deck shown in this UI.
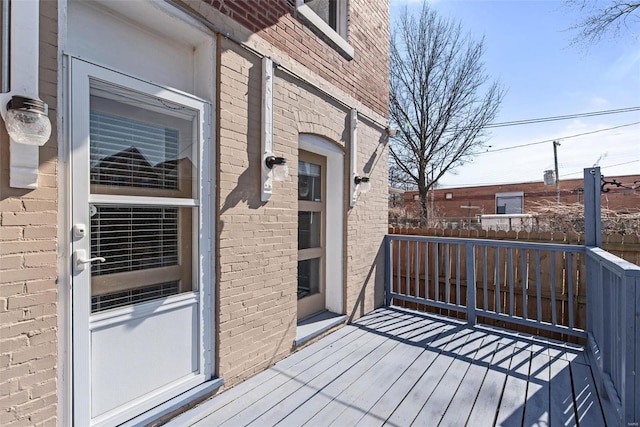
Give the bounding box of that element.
[166,308,611,427]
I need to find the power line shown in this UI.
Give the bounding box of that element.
[477,121,640,154]
[484,106,640,129]
[440,160,639,188]
[560,160,640,178]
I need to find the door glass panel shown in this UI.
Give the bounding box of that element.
[86,79,199,313]
[89,80,198,198]
[89,205,193,313]
[298,258,321,299]
[298,160,322,201]
[298,211,321,249]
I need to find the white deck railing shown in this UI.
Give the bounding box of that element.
[585,247,639,425]
[384,234,639,426]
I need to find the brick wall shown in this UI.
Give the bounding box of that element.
[0,2,59,426]
[403,174,640,219]
[216,42,299,383]
[346,120,387,320]
[202,0,390,118]
[216,36,387,387]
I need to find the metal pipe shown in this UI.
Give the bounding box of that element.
[2,0,10,93]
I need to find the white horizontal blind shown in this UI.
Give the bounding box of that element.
[91,282,179,313]
[90,206,179,277]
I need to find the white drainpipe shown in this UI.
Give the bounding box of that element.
[1,0,50,189]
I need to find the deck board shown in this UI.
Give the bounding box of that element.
[437,334,500,426]
[167,307,610,427]
[465,339,516,426]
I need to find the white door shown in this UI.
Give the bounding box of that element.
[70,59,211,426]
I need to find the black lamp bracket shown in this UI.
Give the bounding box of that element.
[265,155,287,169]
[354,175,370,185]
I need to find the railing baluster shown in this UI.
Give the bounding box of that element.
[567,252,574,329]
[550,251,557,326]
[522,249,528,320]
[405,240,410,295]
[414,241,419,298]
[456,245,461,306]
[396,238,401,298]
[466,243,476,324]
[483,246,488,311]
[425,241,429,302]
[495,247,500,315]
[385,236,392,306]
[536,250,542,322]
[445,243,450,304]
[434,243,440,302]
[508,248,514,317]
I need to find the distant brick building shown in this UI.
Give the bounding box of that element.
[402,174,640,220]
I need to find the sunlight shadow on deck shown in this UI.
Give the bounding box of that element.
[166,307,607,427]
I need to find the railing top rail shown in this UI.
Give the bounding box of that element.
[586,246,640,276]
[386,234,586,253]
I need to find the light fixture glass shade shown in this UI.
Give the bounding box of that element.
[5,97,52,146]
[272,163,289,182]
[359,180,371,193]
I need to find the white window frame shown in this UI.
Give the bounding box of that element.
[296,0,354,59]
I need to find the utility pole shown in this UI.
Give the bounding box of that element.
[553,141,560,205]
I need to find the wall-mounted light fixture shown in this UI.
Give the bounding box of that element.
[265,155,288,182]
[1,0,52,188]
[354,175,371,193]
[3,95,51,145]
[386,126,398,137]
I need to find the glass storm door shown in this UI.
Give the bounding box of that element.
[70,59,210,426]
[297,151,326,319]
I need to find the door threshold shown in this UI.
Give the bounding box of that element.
[121,377,224,427]
[295,311,347,347]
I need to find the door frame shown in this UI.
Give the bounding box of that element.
[297,150,327,319]
[298,134,345,316]
[68,57,213,426]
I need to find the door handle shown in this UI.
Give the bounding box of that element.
[74,249,105,272]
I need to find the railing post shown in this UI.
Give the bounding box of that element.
[385,235,392,307]
[625,273,639,423]
[466,242,476,324]
[584,167,601,247]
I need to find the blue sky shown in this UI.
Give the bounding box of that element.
[389,0,640,187]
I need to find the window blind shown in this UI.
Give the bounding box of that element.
[91,281,179,313]
[90,206,179,276]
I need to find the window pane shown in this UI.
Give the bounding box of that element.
[298,160,322,201]
[298,258,321,299]
[496,196,523,214]
[298,211,321,249]
[89,80,198,198]
[91,206,182,276]
[90,205,193,307]
[92,282,179,313]
[305,0,337,30]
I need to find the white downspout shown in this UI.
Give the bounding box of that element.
[1,0,48,189]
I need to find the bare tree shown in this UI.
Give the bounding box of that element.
[389,4,504,226]
[565,0,640,45]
